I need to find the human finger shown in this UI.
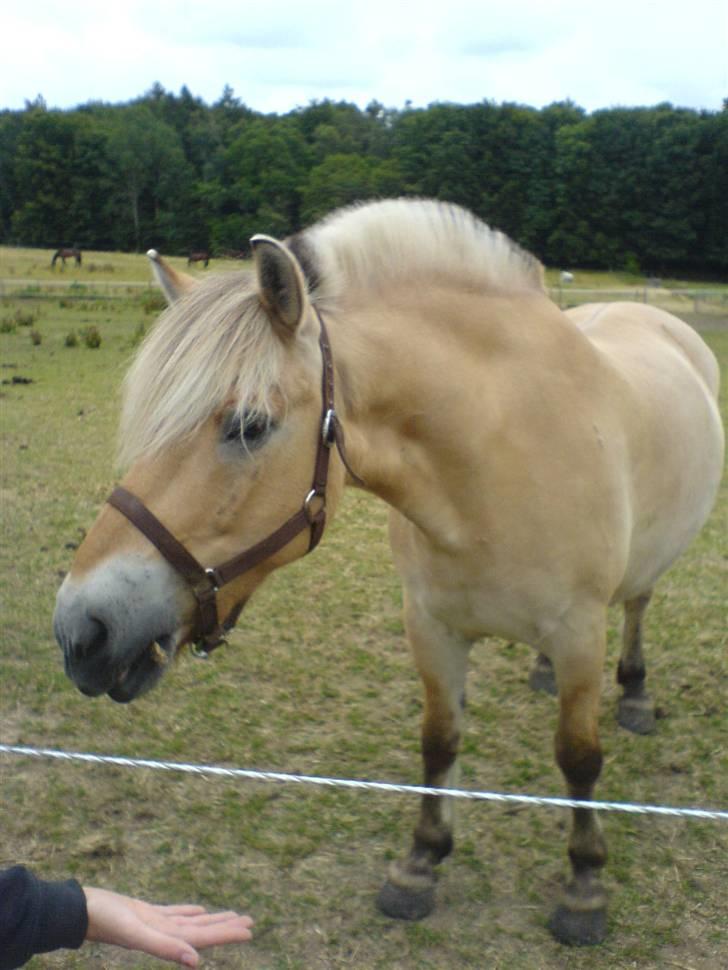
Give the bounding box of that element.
[167,915,254,948]
[171,911,254,928]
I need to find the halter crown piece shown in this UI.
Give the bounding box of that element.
[107,310,362,657]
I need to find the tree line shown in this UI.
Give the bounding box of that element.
[1,84,726,276]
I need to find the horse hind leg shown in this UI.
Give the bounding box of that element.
[377,602,470,921]
[616,591,656,735]
[548,616,609,946]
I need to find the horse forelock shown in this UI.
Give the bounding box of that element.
[299,198,544,304]
[118,271,284,468]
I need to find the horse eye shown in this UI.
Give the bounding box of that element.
[222,412,272,448]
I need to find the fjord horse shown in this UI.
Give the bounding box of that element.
[51,247,82,268]
[54,199,723,945]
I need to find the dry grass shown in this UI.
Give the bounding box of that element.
[0,267,726,969]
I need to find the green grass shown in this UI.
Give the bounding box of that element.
[0,245,245,288]
[0,257,726,969]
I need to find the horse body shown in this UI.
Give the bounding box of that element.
[51,247,82,267]
[569,302,721,603]
[343,291,719,641]
[53,200,723,945]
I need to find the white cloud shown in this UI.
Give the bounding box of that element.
[1,0,725,112]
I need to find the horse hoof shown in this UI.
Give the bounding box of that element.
[548,903,607,946]
[377,880,435,921]
[617,696,656,735]
[528,659,557,696]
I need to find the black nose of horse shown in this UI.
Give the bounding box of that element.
[55,612,114,696]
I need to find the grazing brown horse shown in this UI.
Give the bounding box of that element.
[188,250,210,267]
[51,247,82,268]
[54,199,723,946]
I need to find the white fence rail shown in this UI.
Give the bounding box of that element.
[2,743,727,822]
[549,286,727,314]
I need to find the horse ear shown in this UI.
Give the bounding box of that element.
[146,250,197,304]
[250,234,307,337]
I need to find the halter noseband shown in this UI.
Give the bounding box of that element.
[107,310,361,658]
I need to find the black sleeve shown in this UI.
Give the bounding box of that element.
[0,865,88,969]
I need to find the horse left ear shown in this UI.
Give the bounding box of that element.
[251,235,307,337]
[147,250,197,304]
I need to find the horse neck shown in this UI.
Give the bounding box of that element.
[328,290,502,513]
[327,288,590,535]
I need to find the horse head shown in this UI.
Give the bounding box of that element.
[54,241,346,702]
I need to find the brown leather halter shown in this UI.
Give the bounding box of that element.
[107,311,361,658]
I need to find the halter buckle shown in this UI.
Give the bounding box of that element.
[304,488,326,524]
[321,409,337,446]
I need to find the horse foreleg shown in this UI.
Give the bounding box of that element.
[548,621,608,946]
[617,591,656,734]
[377,602,470,921]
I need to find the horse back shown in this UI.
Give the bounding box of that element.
[567,302,720,399]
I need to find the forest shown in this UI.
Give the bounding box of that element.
[1,84,726,275]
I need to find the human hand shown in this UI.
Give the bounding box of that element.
[83,886,254,967]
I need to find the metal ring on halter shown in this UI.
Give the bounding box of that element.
[303,488,326,523]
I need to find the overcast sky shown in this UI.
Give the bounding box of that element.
[2,0,726,115]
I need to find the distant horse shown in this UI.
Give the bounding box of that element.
[54,199,723,946]
[51,247,82,268]
[188,251,210,267]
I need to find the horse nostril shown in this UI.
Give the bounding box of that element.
[81,616,109,657]
[59,613,115,696]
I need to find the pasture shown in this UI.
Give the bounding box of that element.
[0,245,726,969]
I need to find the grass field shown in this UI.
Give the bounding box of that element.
[1,249,726,969]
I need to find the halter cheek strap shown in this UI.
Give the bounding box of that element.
[106,311,362,657]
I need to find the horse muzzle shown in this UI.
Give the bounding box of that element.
[53,559,186,703]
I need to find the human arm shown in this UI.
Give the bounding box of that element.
[0,865,87,969]
[0,866,253,968]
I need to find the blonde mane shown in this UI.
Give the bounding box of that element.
[119,199,543,466]
[301,198,544,306]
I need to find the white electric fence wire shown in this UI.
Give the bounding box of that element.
[1,744,726,821]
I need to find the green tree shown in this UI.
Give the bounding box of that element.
[209,117,309,247]
[0,111,24,242]
[10,104,78,245]
[104,105,196,251]
[300,153,378,224]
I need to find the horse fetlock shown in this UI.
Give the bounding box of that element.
[413,820,454,864]
[617,693,656,734]
[616,659,646,689]
[568,825,607,874]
